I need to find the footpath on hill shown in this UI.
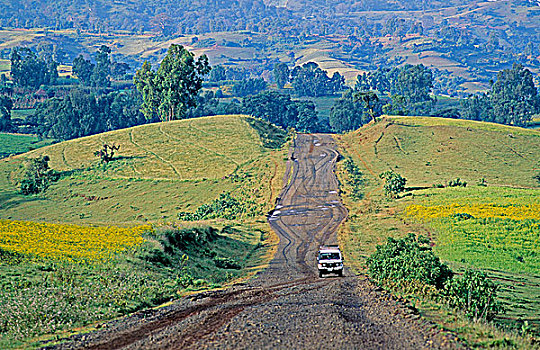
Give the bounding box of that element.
[48,134,464,350]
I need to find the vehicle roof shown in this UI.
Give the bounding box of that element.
[318,248,341,253]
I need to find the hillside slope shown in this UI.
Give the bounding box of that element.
[337,117,540,340]
[340,116,540,189]
[0,115,288,224]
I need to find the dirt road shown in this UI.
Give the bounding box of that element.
[49,134,462,349]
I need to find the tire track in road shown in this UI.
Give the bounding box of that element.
[49,133,463,350]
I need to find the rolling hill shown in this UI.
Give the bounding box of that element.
[0,115,289,224]
[337,116,540,339]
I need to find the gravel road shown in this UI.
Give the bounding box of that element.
[48,134,464,349]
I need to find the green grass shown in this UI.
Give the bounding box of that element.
[0,115,288,225]
[0,133,55,159]
[0,114,287,347]
[337,117,540,344]
[0,223,271,349]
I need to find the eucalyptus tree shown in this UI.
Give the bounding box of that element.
[134,44,210,121]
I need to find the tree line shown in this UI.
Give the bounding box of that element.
[1,43,538,138]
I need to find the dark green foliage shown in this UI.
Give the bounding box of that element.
[329,90,374,132]
[461,64,540,126]
[356,64,435,116]
[242,91,325,132]
[72,55,94,85]
[94,143,120,163]
[489,64,539,126]
[273,63,289,89]
[367,233,453,289]
[448,178,467,187]
[291,62,344,97]
[19,155,58,195]
[443,269,503,321]
[72,45,113,88]
[134,44,210,121]
[31,88,148,140]
[534,173,540,185]
[10,47,58,89]
[231,78,267,97]
[244,117,288,149]
[0,95,13,132]
[379,170,407,198]
[355,90,380,123]
[343,157,364,201]
[452,213,475,220]
[178,193,257,221]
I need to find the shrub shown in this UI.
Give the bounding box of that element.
[443,269,503,321]
[19,155,58,195]
[343,157,364,200]
[367,233,453,289]
[379,170,407,198]
[178,192,255,221]
[448,178,467,187]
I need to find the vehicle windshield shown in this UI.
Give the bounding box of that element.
[319,252,340,260]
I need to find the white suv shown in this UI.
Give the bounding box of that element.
[317,245,344,277]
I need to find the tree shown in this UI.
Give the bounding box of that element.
[489,63,539,126]
[10,47,58,89]
[389,64,435,115]
[242,91,324,132]
[379,170,407,198]
[94,143,120,163]
[231,78,268,97]
[72,55,95,85]
[329,90,371,133]
[91,45,112,87]
[20,156,57,195]
[134,44,210,121]
[355,90,380,123]
[0,96,13,132]
[273,63,289,89]
[291,62,343,97]
[355,64,435,116]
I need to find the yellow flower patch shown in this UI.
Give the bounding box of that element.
[0,220,149,262]
[406,203,540,221]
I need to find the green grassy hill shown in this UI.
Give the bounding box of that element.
[338,116,540,344]
[0,115,288,224]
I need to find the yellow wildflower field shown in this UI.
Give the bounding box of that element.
[0,220,149,262]
[406,203,540,221]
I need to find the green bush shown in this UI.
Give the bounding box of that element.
[178,192,256,221]
[379,170,407,198]
[343,157,364,200]
[19,155,58,195]
[367,233,453,289]
[448,178,467,187]
[443,269,503,321]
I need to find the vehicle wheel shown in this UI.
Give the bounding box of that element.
[337,270,343,277]
[319,271,323,278]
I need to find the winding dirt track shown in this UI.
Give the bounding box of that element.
[48,134,463,350]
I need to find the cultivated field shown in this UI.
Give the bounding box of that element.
[337,116,540,342]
